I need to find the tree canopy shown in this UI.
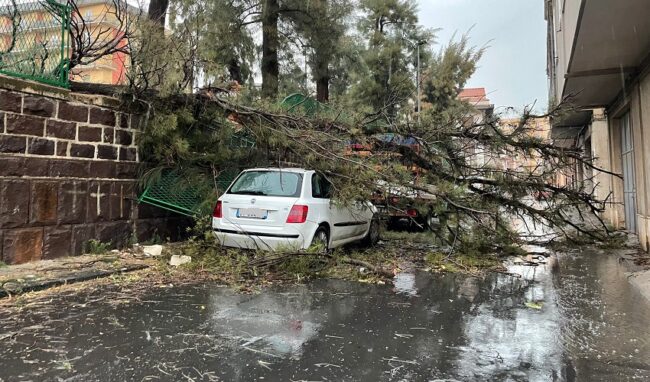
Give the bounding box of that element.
[69,0,611,254]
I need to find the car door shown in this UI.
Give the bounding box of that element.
[311,173,369,241]
[347,200,375,238]
[311,173,347,241]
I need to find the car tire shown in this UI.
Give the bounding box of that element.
[362,217,381,247]
[425,212,439,232]
[309,226,329,253]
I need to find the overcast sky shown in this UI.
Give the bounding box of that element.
[418,0,548,112]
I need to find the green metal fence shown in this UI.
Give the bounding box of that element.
[0,0,71,88]
[138,169,242,217]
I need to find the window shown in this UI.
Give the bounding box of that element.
[311,173,332,199]
[228,171,303,197]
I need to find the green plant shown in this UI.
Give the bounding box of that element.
[0,261,7,268]
[84,240,111,255]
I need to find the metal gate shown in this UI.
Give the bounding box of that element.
[621,112,637,232]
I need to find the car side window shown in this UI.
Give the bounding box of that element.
[312,173,332,199]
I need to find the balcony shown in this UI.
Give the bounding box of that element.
[559,0,650,115]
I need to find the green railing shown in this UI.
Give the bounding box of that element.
[0,0,71,88]
[138,169,242,217]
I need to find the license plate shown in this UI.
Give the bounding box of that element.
[237,208,267,219]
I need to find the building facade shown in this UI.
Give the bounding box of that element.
[545,0,650,249]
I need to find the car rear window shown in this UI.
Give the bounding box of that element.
[228,171,303,197]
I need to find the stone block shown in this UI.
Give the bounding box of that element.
[0,90,22,113]
[103,128,114,143]
[0,135,26,153]
[56,141,68,156]
[87,182,111,222]
[2,228,43,264]
[30,182,58,225]
[116,162,138,178]
[119,147,137,162]
[72,224,95,255]
[97,145,118,160]
[58,102,88,122]
[0,180,30,228]
[27,138,55,156]
[115,130,133,145]
[109,182,133,221]
[170,255,191,266]
[58,181,88,224]
[78,126,102,142]
[6,114,44,136]
[89,161,116,179]
[70,143,95,158]
[46,119,76,139]
[96,221,132,248]
[23,96,55,118]
[43,226,72,259]
[49,159,90,178]
[0,157,49,177]
[137,203,169,219]
[130,114,144,130]
[119,113,129,128]
[89,107,116,126]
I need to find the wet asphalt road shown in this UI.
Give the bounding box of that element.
[1,248,650,381]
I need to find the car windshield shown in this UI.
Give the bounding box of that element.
[228,171,303,197]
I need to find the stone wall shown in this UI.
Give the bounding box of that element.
[0,75,188,264]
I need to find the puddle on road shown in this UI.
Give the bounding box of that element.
[2,249,650,381]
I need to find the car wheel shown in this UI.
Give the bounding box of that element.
[362,218,380,246]
[425,213,439,231]
[309,226,329,253]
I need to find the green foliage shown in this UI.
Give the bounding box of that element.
[125,0,607,259]
[0,261,7,268]
[346,0,434,117]
[85,240,111,255]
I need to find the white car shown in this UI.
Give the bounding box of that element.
[212,168,379,251]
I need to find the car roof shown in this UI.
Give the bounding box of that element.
[243,167,311,173]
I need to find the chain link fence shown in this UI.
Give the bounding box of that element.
[0,0,71,88]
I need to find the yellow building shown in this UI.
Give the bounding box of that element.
[0,0,133,85]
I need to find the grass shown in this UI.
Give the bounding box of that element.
[0,261,7,268]
[382,230,437,244]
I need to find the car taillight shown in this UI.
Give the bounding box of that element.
[213,201,223,218]
[407,208,418,217]
[286,205,308,223]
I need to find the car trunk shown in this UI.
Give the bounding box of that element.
[221,194,299,228]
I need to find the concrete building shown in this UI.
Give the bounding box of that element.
[545,0,650,249]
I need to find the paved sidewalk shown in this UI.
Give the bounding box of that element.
[614,237,650,302]
[0,251,153,297]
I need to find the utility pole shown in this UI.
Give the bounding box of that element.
[417,42,421,125]
[416,40,426,125]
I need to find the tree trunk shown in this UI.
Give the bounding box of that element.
[312,0,329,102]
[315,59,329,102]
[147,0,169,28]
[227,57,243,84]
[261,0,280,99]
